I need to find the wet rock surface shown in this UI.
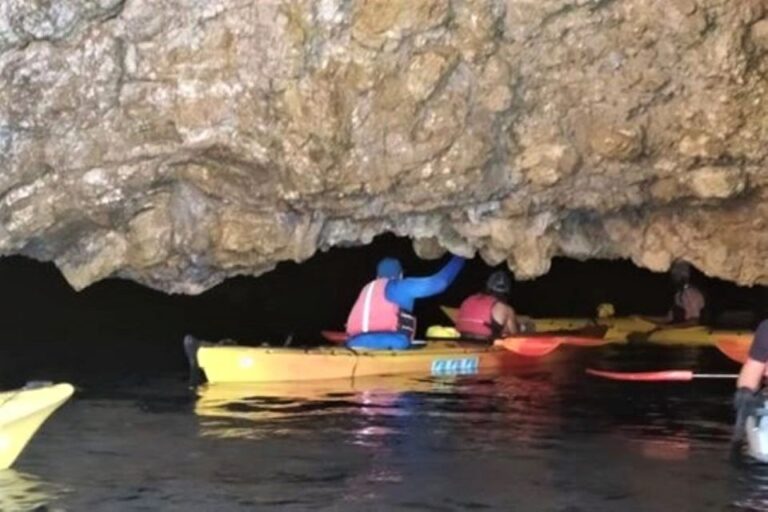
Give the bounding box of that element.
[1,0,767,292]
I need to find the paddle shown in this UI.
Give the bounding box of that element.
[715,338,749,364]
[321,330,347,344]
[494,335,609,357]
[440,306,458,323]
[586,368,738,382]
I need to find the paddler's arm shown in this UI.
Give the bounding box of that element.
[387,256,465,310]
[492,302,518,336]
[739,320,768,391]
[737,359,766,391]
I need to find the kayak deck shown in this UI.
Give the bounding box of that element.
[197,341,521,384]
[0,383,74,469]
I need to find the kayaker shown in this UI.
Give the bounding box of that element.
[455,270,518,341]
[667,261,706,324]
[345,255,465,350]
[734,320,768,440]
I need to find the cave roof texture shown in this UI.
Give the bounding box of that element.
[1,0,768,293]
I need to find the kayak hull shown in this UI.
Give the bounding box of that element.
[0,383,74,470]
[197,342,520,384]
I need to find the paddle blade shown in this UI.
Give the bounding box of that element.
[321,330,347,344]
[440,306,458,323]
[494,337,560,357]
[715,337,749,364]
[586,368,694,382]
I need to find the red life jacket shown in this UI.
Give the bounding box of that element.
[456,293,497,338]
[346,278,415,338]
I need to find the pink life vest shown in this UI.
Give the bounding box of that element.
[456,293,497,338]
[346,278,402,336]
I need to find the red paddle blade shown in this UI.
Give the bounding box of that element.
[586,368,694,382]
[321,330,347,344]
[494,334,608,356]
[494,337,560,357]
[715,337,749,364]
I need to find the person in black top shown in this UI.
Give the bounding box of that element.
[733,320,768,439]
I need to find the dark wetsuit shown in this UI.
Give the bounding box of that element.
[749,320,768,363]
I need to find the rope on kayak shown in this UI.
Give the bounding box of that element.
[344,346,360,382]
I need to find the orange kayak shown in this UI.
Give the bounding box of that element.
[191,339,524,384]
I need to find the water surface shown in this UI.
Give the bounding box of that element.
[1,343,766,511]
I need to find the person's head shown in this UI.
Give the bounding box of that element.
[376,257,403,279]
[670,260,691,286]
[485,270,511,299]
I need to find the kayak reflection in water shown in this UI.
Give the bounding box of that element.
[455,270,519,341]
[345,255,465,350]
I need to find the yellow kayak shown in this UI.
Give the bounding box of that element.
[0,383,74,470]
[440,306,749,346]
[638,326,751,346]
[190,337,526,384]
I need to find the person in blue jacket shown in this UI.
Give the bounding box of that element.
[345,255,465,350]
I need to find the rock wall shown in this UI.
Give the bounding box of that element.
[1,0,767,293]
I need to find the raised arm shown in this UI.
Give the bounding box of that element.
[387,256,465,310]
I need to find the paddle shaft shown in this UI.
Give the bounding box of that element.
[586,368,738,382]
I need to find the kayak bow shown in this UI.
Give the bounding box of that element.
[0,382,74,469]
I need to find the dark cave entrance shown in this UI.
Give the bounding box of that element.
[0,234,764,385]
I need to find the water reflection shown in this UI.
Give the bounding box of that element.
[0,468,67,511]
[193,369,563,441]
[194,376,471,440]
[0,346,753,511]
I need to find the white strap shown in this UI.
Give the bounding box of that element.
[361,281,376,332]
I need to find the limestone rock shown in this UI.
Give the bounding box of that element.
[750,19,768,50]
[412,237,446,260]
[518,142,580,186]
[588,123,645,162]
[686,166,746,199]
[0,0,768,291]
